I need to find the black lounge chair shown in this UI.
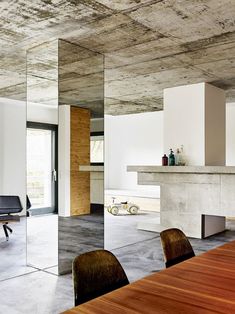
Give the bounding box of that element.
[0,196,23,241]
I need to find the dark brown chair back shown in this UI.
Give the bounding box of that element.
[160,228,195,268]
[73,249,129,306]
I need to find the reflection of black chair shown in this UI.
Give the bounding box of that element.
[26,195,32,217]
[0,196,23,241]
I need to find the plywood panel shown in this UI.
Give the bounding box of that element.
[70,106,90,216]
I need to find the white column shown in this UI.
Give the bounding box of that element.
[162,82,226,237]
[226,102,235,166]
[164,82,225,166]
[58,105,70,217]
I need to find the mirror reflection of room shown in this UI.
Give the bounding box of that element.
[26,40,58,272]
[58,40,104,274]
[0,41,29,281]
[26,38,105,276]
[0,96,28,281]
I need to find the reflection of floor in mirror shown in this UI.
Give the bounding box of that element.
[0,217,36,281]
[58,210,104,274]
[27,214,58,270]
[1,215,235,313]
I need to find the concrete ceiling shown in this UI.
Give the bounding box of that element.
[26,39,104,117]
[0,0,235,115]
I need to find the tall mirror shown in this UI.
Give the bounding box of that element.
[0,53,28,280]
[26,39,104,275]
[26,40,58,272]
[58,40,104,274]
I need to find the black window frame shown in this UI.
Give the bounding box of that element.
[27,121,58,215]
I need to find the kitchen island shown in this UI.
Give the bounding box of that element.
[127,166,235,238]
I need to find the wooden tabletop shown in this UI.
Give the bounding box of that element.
[62,241,235,314]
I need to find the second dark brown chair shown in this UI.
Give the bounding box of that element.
[73,249,129,306]
[160,228,195,268]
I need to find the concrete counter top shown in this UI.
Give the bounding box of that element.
[127,165,235,174]
[79,165,104,205]
[79,165,104,172]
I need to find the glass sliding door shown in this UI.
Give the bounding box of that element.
[27,122,58,215]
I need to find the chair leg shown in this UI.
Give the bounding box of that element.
[6,225,12,233]
[3,224,9,241]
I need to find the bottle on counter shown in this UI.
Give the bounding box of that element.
[175,148,181,166]
[168,149,175,166]
[179,145,186,166]
[162,154,168,166]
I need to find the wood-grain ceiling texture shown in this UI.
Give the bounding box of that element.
[0,0,235,115]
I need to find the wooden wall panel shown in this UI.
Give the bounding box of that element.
[70,106,90,216]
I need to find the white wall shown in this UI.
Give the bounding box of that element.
[27,102,58,124]
[164,82,225,166]
[58,105,70,217]
[0,98,26,213]
[164,83,205,165]
[0,100,58,215]
[226,102,235,165]
[105,111,163,196]
[205,84,225,166]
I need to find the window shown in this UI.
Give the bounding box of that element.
[27,122,58,215]
[90,132,104,164]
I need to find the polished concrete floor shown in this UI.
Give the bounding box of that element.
[105,210,159,250]
[1,212,235,313]
[0,218,34,282]
[0,215,58,282]
[58,211,104,274]
[27,215,58,270]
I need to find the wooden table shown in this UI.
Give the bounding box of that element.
[62,241,235,314]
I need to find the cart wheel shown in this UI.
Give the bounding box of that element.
[111,206,119,215]
[107,206,111,213]
[128,206,139,215]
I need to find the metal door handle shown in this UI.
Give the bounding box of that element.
[52,169,57,182]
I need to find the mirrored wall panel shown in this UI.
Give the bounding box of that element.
[0,53,28,280]
[26,39,104,275]
[58,40,104,274]
[26,40,59,273]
